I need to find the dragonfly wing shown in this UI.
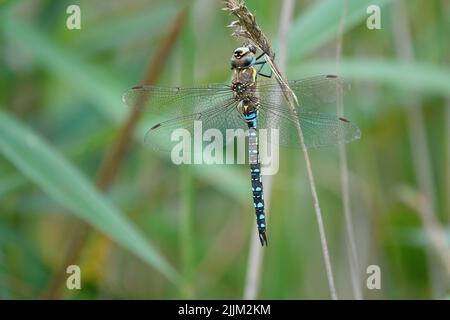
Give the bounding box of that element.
[143,98,248,153]
[122,84,234,118]
[123,83,249,153]
[257,100,361,149]
[256,75,350,111]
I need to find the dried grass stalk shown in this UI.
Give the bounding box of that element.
[224,0,338,299]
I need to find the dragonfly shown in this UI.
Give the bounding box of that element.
[123,44,361,246]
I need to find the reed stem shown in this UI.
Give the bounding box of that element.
[392,0,446,296]
[41,9,187,299]
[225,0,338,299]
[334,0,362,300]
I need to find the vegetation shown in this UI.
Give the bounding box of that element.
[0,0,449,299]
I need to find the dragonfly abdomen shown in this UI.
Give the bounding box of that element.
[248,126,268,246]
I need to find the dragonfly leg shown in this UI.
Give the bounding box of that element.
[257,70,272,78]
[257,65,273,78]
[253,61,266,66]
[255,50,275,62]
[255,52,266,61]
[252,60,273,78]
[253,50,274,78]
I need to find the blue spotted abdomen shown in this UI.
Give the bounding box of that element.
[248,126,267,246]
[250,163,267,244]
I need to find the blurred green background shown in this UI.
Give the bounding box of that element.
[1,0,450,299]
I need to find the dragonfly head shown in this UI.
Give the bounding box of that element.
[231,44,257,70]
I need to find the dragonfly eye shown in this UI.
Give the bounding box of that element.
[241,56,253,67]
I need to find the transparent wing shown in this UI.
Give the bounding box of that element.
[122,84,234,118]
[257,100,361,149]
[142,98,250,153]
[256,74,350,111]
[123,84,250,153]
[122,76,359,153]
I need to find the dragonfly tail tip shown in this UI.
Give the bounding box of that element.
[259,232,268,246]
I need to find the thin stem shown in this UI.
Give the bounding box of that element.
[289,92,338,300]
[399,187,450,277]
[445,3,450,226]
[243,0,294,300]
[179,22,196,298]
[334,0,362,300]
[41,9,188,299]
[446,100,450,224]
[225,0,338,300]
[181,166,195,298]
[392,0,446,296]
[243,235,265,299]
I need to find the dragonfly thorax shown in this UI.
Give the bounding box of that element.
[231,67,257,101]
[231,46,259,123]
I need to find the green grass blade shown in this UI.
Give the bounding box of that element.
[71,4,177,54]
[290,59,450,98]
[1,14,249,203]
[0,110,180,285]
[1,13,125,124]
[287,0,391,60]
